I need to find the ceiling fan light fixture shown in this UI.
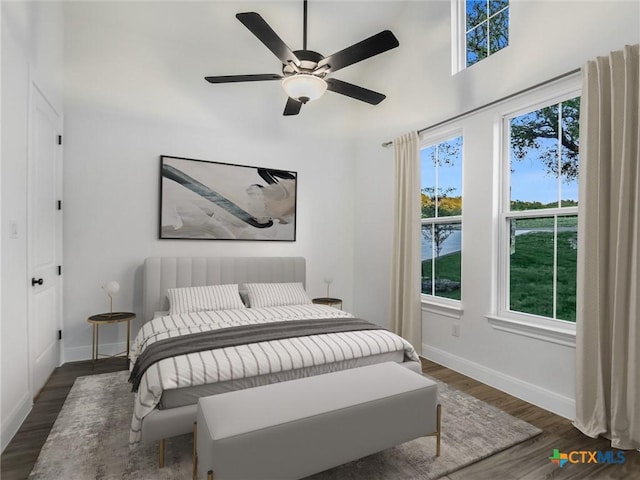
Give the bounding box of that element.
[281,74,327,103]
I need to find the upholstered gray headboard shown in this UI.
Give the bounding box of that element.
[142,256,306,322]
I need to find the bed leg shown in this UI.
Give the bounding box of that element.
[193,422,198,480]
[436,403,442,457]
[159,438,165,468]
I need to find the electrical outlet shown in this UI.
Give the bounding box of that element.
[452,324,460,337]
[9,221,18,239]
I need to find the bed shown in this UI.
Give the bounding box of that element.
[130,256,421,458]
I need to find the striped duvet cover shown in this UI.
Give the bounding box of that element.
[129,304,419,444]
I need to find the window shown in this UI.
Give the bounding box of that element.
[421,134,463,301]
[455,0,509,70]
[500,95,580,323]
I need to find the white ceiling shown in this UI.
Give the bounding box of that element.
[63,1,414,131]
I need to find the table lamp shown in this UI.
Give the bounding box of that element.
[102,281,120,317]
[323,276,333,298]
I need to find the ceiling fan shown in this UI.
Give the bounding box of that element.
[204,0,400,116]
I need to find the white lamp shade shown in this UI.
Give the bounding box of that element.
[104,281,120,295]
[281,74,328,103]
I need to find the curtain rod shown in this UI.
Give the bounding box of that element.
[381,67,582,147]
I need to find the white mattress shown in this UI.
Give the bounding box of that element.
[159,351,404,409]
[129,304,420,444]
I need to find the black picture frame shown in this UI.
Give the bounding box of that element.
[159,155,297,241]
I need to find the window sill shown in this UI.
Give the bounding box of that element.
[486,314,576,348]
[421,297,463,319]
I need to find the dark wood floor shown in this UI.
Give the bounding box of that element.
[2,358,638,479]
[421,359,640,480]
[1,359,126,480]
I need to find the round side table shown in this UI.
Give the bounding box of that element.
[312,297,343,309]
[87,312,136,366]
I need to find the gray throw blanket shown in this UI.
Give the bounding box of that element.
[129,317,385,392]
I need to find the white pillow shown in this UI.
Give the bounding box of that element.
[167,284,245,315]
[243,282,312,308]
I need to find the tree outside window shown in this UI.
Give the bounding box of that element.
[466,0,509,67]
[505,96,580,322]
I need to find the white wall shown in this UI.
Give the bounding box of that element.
[4,0,638,452]
[1,0,64,452]
[353,0,640,419]
[62,2,357,361]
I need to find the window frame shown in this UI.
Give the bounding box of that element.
[419,128,464,308]
[494,83,581,339]
[452,0,510,74]
[451,0,466,74]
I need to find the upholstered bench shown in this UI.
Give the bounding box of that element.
[194,362,441,480]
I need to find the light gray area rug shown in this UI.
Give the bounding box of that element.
[29,370,541,480]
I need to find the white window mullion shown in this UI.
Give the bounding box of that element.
[434,146,440,218]
[504,206,578,220]
[422,215,463,226]
[553,102,562,319]
[486,2,491,56]
[503,215,511,313]
[552,215,558,319]
[557,102,563,207]
[431,223,436,296]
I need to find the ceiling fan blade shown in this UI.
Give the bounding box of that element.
[236,12,301,67]
[283,97,303,116]
[318,30,399,73]
[326,78,386,105]
[205,74,282,84]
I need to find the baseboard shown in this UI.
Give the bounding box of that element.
[1,391,32,453]
[63,341,128,363]
[422,344,576,420]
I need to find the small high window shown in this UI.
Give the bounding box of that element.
[459,0,509,69]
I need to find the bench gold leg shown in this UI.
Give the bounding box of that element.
[436,403,442,457]
[159,438,165,468]
[193,422,198,480]
[425,403,442,457]
[207,471,213,480]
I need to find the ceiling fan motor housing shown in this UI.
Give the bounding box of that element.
[282,50,326,76]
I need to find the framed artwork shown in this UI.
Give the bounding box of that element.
[159,155,297,241]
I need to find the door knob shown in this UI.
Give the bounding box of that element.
[31,277,44,286]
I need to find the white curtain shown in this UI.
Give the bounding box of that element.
[390,131,422,351]
[574,44,640,451]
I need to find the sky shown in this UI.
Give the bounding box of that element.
[511,147,578,205]
[420,136,579,207]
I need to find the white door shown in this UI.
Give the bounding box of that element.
[28,83,62,396]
